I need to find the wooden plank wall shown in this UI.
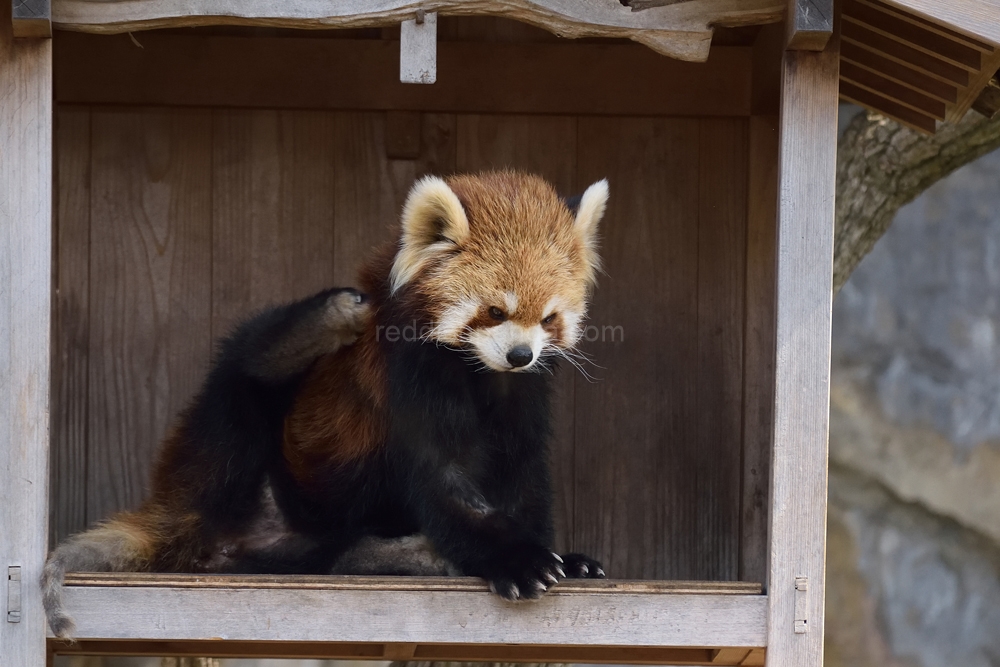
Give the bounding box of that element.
[52,106,759,582]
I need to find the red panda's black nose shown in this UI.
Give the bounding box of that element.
[506,346,534,368]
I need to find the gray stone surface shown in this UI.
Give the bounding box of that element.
[827,143,1000,667]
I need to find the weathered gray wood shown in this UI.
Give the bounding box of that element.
[56,583,767,648]
[0,11,52,665]
[786,0,833,50]
[400,10,436,84]
[12,0,51,37]
[49,0,786,62]
[765,28,839,667]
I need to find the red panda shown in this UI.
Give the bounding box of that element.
[42,170,609,639]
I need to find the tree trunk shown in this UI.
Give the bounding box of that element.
[834,109,1000,293]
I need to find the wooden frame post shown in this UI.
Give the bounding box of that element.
[0,3,52,665]
[765,19,839,667]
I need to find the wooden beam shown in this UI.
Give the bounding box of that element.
[12,0,51,37]
[881,0,1000,50]
[49,0,786,62]
[765,17,839,667]
[786,0,834,50]
[53,575,767,649]
[399,9,436,84]
[53,640,756,665]
[53,33,754,117]
[0,3,52,665]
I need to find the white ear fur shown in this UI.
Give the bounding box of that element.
[574,179,609,284]
[390,176,470,294]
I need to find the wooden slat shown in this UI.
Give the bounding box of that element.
[53,639,755,665]
[840,60,947,118]
[574,118,703,580]
[742,647,767,666]
[87,109,214,522]
[48,0,787,62]
[454,114,578,555]
[765,30,839,667]
[53,33,754,118]
[740,115,778,585]
[55,583,768,648]
[860,0,996,52]
[841,40,959,103]
[880,0,1000,51]
[211,109,336,338]
[786,0,834,51]
[0,12,52,665]
[51,106,91,547]
[62,572,762,593]
[696,118,747,581]
[843,0,982,70]
[840,79,937,132]
[948,47,1000,121]
[842,20,970,86]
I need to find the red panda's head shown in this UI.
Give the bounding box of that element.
[389,171,608,373]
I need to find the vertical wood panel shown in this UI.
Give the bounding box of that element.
[765,39,840,667]
[455,114,578,553]
[575,118,703,579]
[212,109,336,336]
[696,118,747,581]
[0,17,52,665]
[51,106,91,546]
[87,109,213,523]
[741,115,779,584]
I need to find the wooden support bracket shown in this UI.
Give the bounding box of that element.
[400,9,436,84]
[786,0,833,50]
[12,0,51,37]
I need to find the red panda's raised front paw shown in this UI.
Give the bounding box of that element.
[485,545,566,601]
[559,552,605,578]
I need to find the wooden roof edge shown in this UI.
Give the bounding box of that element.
[49,0,784,62]
[879,0,1000,51]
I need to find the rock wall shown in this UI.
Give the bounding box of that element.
[827,141,1000,667]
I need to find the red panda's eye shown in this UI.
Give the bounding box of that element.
[488,306,506,321]
[542,313,557,325]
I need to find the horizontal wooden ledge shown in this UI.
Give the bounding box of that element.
[54,32,753,117]
[55,575,768,649]
[50,0,786,62]
[52,639,765,665]
[63,572,762,594]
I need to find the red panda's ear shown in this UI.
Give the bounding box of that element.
[391,176,470,294]
[574,179,609,285]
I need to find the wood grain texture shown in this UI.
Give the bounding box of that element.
[574,118,704,580]
[880,0,1000,49]
[51,106,91,546]
[740,116,778,584]
[212,109,336,338]
[0,12,52,665]
[765,32,840,667]
[48,0,786,61]
[786,0,834,50]
[455,114,578,554]
[52,33,755,118]
[400,11,437,84]
[696,118,747,581]
[87,109,213,523]
[56,583,767,647]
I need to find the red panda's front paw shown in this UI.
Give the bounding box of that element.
[560,552,605,578]
[485,546,566,601]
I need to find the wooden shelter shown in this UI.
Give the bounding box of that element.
[1,1,998,666]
